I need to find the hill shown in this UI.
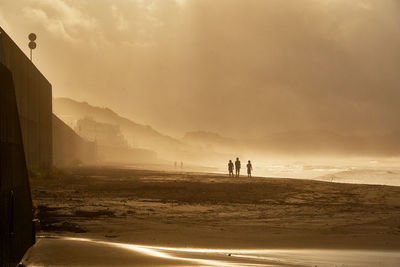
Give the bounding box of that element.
[54,98,400,164]
[53,98,187,160]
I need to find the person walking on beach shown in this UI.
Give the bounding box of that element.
[247,160,253,178]
[228,160,234,177]
[235,157,241,177]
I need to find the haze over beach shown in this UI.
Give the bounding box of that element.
[52,96,400,186]
[2,0,400,139]
[1,0,400,266]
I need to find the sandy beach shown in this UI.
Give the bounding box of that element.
[29,167,400,251]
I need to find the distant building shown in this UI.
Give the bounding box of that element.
[75,117,128,148]
[75,117,157,164]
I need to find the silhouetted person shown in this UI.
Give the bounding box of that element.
[174,161,177,169]
[235,157,241,177]
[228,160,234,177]
[247,160,253,178]
[180,161,183,169]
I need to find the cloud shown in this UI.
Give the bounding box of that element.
[110,4,129,32]
[22,0,97,41]
[0,10,9,30]
[2,0,400,141]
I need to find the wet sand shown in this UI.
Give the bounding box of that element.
[23,236,400,266]
[30,167,400,251]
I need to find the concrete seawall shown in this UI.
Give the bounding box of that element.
[53,114,97,167]
[0,62,35,267]
[0,27,52,170]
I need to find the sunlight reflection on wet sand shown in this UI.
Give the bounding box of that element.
[22,236,400,267]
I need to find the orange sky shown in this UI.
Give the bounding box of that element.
[1,0,400,138]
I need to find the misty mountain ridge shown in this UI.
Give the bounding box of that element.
[54,97,400,159]
[53,97,185,159]
[53,97,170,140]
[183,130,400,157]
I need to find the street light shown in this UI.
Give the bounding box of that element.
[28,33,37,61]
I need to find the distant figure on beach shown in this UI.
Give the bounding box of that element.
[247,160,253,178]
[180,161,183,169]
[174,161,177,169]
[228,160,234,177]
[235,157,241,177]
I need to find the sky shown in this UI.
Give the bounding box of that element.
[1,0,400,139]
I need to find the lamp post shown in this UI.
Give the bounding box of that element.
[28,33,37,61]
